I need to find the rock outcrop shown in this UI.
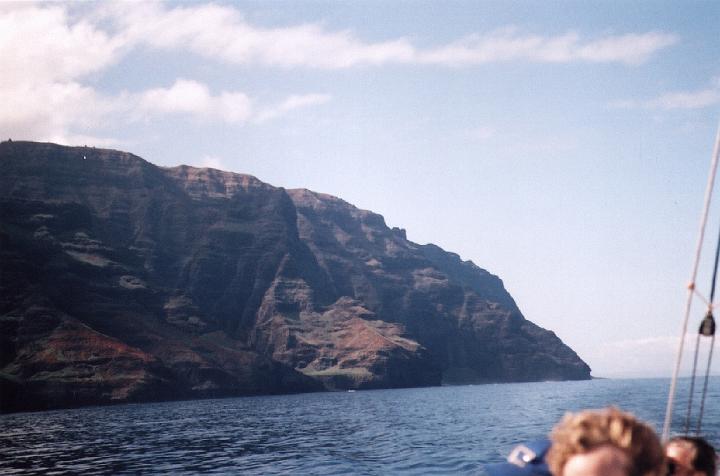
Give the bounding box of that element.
[0,141,590,412]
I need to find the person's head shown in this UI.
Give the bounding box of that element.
[665,436,717,476]
[546,407,664,476]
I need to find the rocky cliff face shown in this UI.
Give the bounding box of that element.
[0,141,590,412]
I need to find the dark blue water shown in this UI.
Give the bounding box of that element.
[1,378,718,475]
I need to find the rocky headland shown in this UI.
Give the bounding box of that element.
[0,141,590,412]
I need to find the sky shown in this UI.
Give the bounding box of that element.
[2,1,720,378]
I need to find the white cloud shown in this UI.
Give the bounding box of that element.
[0,3,680,145]
[645,89,720,110]
[603,335,687,352]
[573,32,678,65]
[95,3,676,68]
[584,334,718,378]
[418,30,677,66]
[199,155,225,170]
[255,94,331,123]
[128,81,328,124]
[44,133,123,149]
[0,4,123,144]
[611,80,720,110]
[0,75,325,144]
[0,81,116,145]
[135,79,252,123]
[0,4,123,88]
[96,2,416,69]
[0,4,332,144]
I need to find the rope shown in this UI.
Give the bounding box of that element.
[690,289,711,309]
[683,333,701,433]
[696,333,716,434]
[663,123,720,442]
[710,220,720,303]
[686,218,720,433]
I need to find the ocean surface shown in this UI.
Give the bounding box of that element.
[1,377,719,475]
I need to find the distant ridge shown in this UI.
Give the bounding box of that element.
[0,141,590,412]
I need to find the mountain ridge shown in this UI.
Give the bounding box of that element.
[0,141,590,412]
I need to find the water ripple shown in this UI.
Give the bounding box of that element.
[1,378,718,475]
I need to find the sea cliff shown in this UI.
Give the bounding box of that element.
[0,141,590,412]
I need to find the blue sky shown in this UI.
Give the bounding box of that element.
[3,1,720,378]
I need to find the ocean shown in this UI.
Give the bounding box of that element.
[1,377,718,475]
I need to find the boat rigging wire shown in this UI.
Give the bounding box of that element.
[662,123,720,442]
[683,220,720,434]
[695,313,716,434]
[684,332,702,433]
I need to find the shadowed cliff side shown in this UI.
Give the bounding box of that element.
[0,141,590,412]
[286,189,590,383]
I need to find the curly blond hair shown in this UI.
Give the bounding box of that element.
[546,407,664,476]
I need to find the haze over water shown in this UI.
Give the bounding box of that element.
[2,378,718,475]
